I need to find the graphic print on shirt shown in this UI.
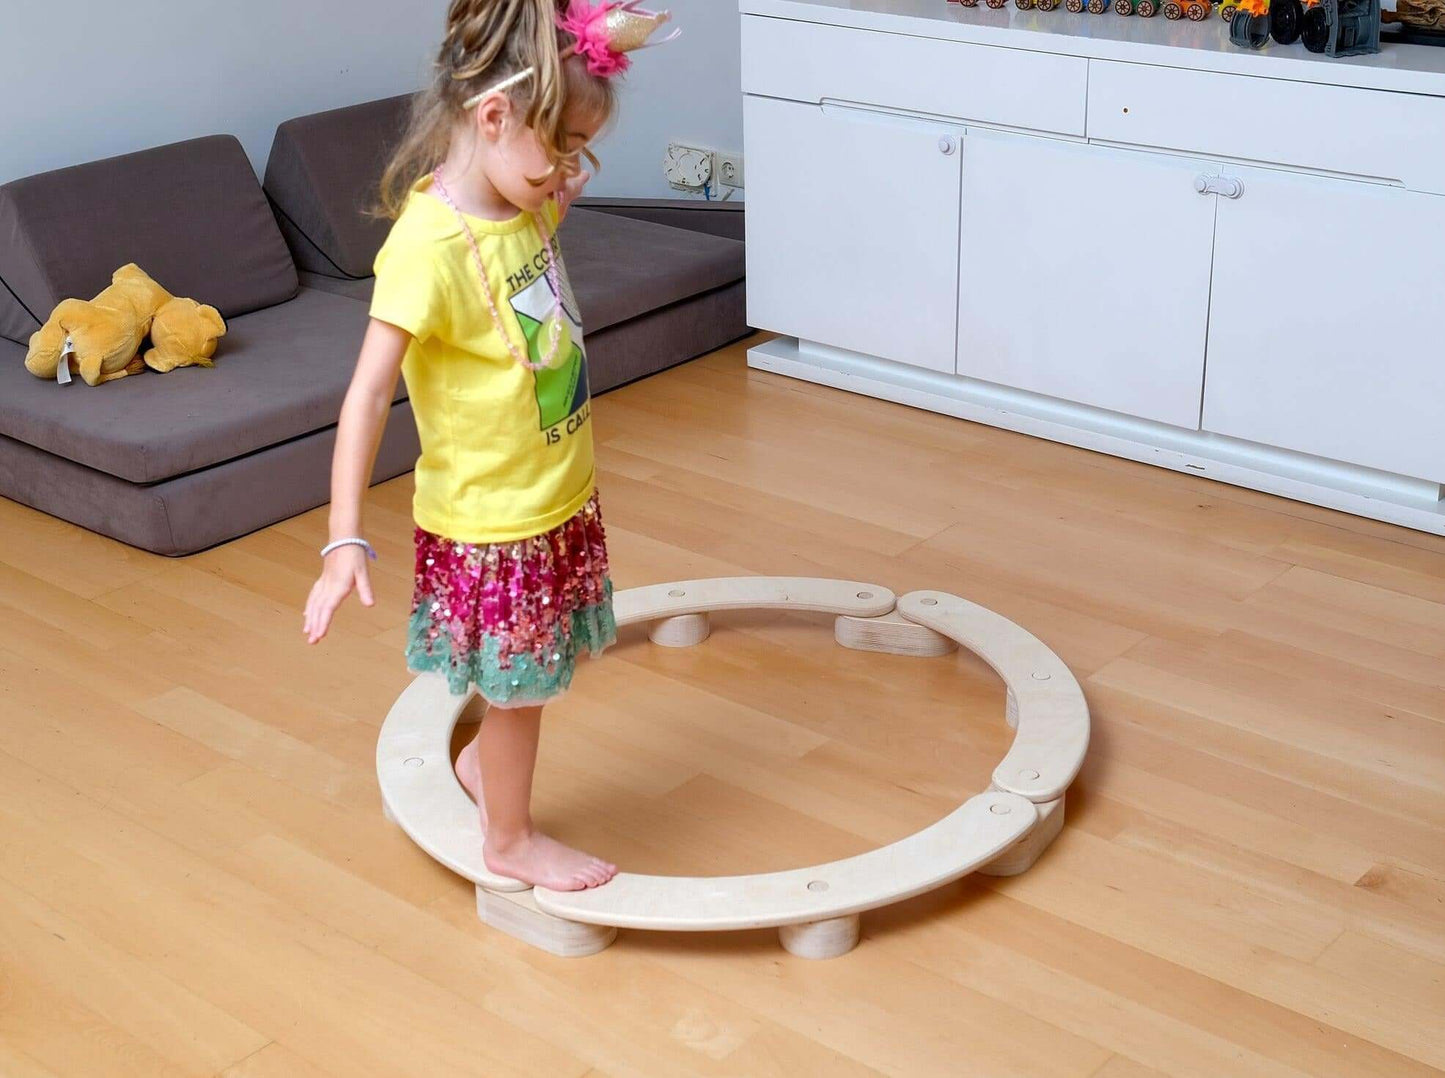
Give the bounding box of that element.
[509,258,590,433]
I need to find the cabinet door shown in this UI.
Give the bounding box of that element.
[957,131,1218,430]
[745,95,962,374]
[1204,167,1445,482]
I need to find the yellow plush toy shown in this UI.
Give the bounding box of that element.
[144,298,226,373]
[24,263,227,386]
[25,264,171,386]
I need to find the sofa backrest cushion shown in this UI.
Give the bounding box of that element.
[0,135,298,345]
[264,94,413,280]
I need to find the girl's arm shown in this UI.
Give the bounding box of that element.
[303,317,411,644]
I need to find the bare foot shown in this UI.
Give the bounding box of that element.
[454,738,489,834]
[483,831,618,891]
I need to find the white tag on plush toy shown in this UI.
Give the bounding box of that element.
[57,335,74,385]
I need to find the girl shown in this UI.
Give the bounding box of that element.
[303,0,671,891]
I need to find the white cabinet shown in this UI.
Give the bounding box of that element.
[741,3,1445,533]
[1203,167,1445,483]
[744,95,962,374]
[957,131,1218,430]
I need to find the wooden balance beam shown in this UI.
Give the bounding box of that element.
[377,577,1089,959]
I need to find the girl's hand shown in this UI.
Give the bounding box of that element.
[559,169,591,218]
[303,545,376,644]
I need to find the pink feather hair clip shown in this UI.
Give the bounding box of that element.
[462,1,680,108]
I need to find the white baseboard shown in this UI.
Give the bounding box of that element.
[747,336,1445,537]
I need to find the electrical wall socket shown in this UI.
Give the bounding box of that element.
[716,151,744,189]
[664,143,713,191]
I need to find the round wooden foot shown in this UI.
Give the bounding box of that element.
[649,612,711,648]
[778,914,861,959]
[476,886,617,958]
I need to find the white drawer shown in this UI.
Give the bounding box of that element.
[1088,60,1445,195]
[741,15,1086,137]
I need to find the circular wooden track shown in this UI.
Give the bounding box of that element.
[377,577,1089,958]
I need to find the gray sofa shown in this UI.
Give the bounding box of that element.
[262,94,748,392]
[0,101,747,555]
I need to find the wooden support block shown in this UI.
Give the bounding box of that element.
[779,914,862,959]
[835,609,956,657]
[649,612,711,648]
[979,794,1065,878]
[476,886,617,958]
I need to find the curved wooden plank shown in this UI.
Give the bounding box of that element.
[532,790,1037,930]
[897,591,1089,803]
[375,673,530,893]
[615,577,895,628]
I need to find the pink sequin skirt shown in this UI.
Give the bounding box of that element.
[405,491,616,704]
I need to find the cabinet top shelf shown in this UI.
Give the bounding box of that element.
[740,0,1445,97]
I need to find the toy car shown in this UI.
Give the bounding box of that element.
[1163,0,1212,17]
[1218,0,1242,18]
[1116,0,1162,15]
[1066,0,1111,12]
[1018,0,1062,9]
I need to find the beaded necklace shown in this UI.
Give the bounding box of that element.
[431,166,567,372]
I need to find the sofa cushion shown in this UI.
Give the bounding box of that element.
[0,288,392,485]
[0,136,298,345]
[0,399,421,558]
[264,95,413,280]
[559,208,745,334]
[299,271,375,302]
[586,280,748,395]
[579,198,746,242]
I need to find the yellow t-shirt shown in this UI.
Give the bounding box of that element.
[370,176,595,544]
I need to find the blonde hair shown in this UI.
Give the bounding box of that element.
[378,0,616,219]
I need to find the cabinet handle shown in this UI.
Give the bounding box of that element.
[938,135,957,156]
[1194,174,1245,199]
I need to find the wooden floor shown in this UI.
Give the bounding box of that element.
[2,336,1444,1077]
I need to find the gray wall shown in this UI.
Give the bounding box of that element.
[0,1,448,185]
[0,1,743,200]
